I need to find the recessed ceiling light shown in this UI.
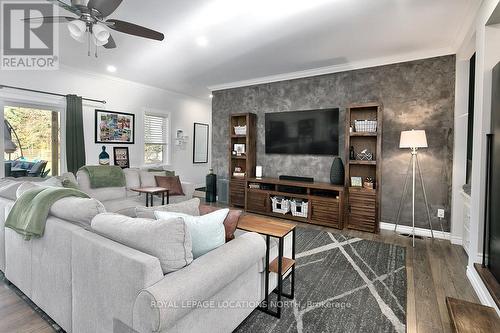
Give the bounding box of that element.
[106,65,117,73]
[209,94,213,98]
[196,36,208,47]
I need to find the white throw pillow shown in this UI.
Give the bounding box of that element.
[91,213,193,274]
[154,208,229,259]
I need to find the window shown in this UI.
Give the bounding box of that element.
[144,114,168,164]
[4,106,60,176]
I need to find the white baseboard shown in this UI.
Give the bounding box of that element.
[379,222,450,240]
[466,265,500,316]
[450,236,463,246]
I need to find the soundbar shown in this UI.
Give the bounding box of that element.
[279,175,314,183]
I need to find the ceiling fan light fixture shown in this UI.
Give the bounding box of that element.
[92,24,110,43]
[92,35,108,46]
[68,20,86,38]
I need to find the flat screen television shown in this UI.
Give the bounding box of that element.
[265,109,339,155]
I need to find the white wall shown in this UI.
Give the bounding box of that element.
[0,67,211,185]
[454,0,500,314]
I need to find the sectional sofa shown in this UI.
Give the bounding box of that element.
[0,169,292,333]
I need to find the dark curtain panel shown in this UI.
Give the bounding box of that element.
[66,95,86,173]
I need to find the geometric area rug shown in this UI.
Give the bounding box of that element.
[235,227,407,333]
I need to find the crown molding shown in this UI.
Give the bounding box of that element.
[208,47,454,92]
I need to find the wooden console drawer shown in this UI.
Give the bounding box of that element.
[246,190,268,213]
[310,199,341,229]
[230,179,246,207]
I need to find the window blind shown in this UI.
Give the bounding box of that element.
[144,114,167,144]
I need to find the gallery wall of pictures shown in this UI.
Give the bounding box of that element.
[95,109,135,144]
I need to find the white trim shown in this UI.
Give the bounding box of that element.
[466,265,500,316]
[379,222,450,240]
[450,236,463,246]
[208,47,453,91]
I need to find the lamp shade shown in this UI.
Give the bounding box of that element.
[399,130,428,149]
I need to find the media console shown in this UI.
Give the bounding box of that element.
[244,177,345,229]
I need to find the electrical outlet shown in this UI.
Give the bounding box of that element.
[437,209,445,218]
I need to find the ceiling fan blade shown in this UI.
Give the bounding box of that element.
[103,35,116,49]
[106,19,164,41]
[88,0,123,17]
[46,0,81,16]
[23,16,76,24]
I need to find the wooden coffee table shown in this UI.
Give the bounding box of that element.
[237,214,296,318]
[131,187,170,207]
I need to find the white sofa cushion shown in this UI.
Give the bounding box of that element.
[136,198,200,219]
[0,182,23,200]
[155,209,228,259]
[50,197,106,227]
[139,170,162,187]
[123,168,141,189]
[91,213,193,274]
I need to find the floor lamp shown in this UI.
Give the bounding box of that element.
[394,130,434,247]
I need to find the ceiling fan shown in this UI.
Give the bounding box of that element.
[24,0,165,57]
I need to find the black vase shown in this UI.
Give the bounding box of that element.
[330,157,344,185]
[206,169,217,202]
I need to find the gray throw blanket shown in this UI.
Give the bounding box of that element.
[5,187,89,240]
[79,165,126,188]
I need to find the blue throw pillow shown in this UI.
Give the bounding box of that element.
[154,208,229,258]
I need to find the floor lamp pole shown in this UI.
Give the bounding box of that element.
[412,148,416,247]
[394,148,435,247]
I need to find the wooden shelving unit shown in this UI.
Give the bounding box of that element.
[229,113,257,207]
[244,177,345,229]
[345,102,382,233]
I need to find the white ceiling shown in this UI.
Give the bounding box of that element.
[53,0,479,99]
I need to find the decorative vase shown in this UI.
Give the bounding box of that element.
[330,156,344,185]
[99,146,110,165]
[205,168,217,202]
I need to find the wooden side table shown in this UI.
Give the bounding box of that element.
[237,214,296,318]
[131,187,170,207]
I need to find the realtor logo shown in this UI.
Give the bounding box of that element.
[1,1,59,70]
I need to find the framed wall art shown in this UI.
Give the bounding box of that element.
[95,109,135,144]
[113,147,130,169]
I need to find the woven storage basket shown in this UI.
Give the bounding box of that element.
[290,199,308,218]
[271,196,290,214]
[234,125,247,135]
[354,120,377,132]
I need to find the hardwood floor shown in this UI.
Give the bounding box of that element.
[0,218,479,333]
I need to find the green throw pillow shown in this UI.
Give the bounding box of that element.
[147,168,175,177]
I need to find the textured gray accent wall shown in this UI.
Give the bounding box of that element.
[212,56,455,231]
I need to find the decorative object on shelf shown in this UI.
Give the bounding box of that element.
[234,144,246,156]
[256,165,263,179]
[232,150,237,156]
[350,176,363,187]
[233,166,245,178]
[175,129,189,146]
[394,129,440,247]
[234,125,247,136]
[363,177,374,190]
[349,146,356,160]
[290,199,308,217]
[356,149,374,161]
[330,156,344,185]
[349,126,353,133]
[98,146,110,165]
[248,183,261,189]
[113,147,129,168]
[271,196,290,214]
[193,123,209,163]
[354,120,377,132]
[95,109,135,144]
[205,168,217,202]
